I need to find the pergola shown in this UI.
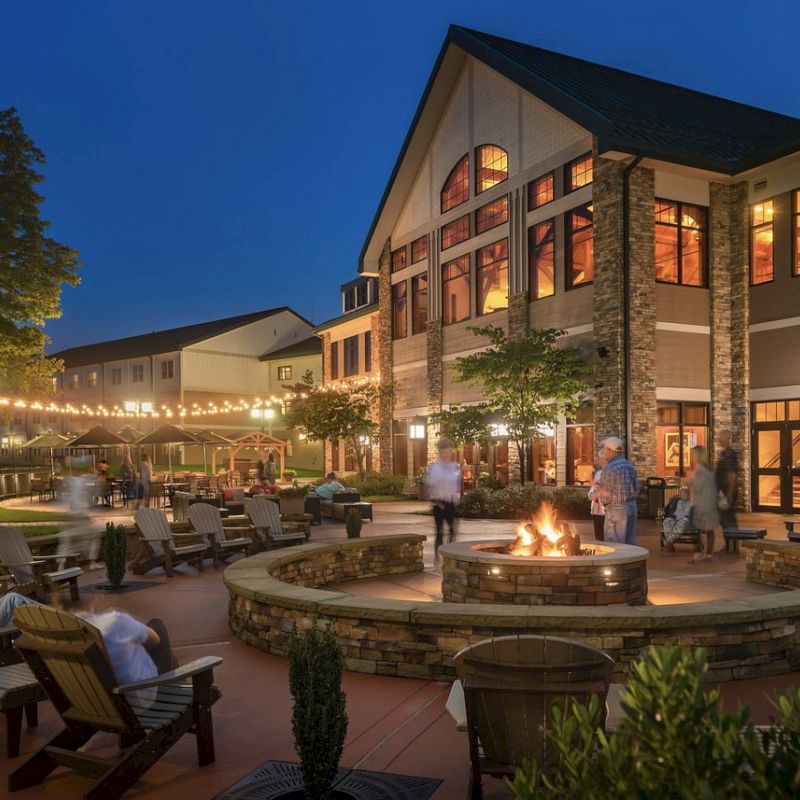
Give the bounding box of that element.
[210,431,288,477]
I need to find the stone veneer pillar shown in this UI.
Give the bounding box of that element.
[505,291,529,483]
[426,317,444,463]
[377,241,394,474]
[320,331,333,474]
[709,182,751,509]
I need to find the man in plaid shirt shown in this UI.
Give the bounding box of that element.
[597,436,639,544]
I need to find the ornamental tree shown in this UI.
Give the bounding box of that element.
[0,107,81,397]
[429,403,492,477]
[448,326,587,485]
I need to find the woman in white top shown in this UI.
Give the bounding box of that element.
[587,450,607,541]
[688,445,719,562]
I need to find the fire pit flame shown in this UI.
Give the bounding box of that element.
[510,503,582,558]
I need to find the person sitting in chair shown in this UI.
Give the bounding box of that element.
[662,486,692,544]
[314,472,346,501]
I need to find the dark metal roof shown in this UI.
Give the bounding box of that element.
[52,307,303,368]
[359,24,800,271]
[259,336,322,361]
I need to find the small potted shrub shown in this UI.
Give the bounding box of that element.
[279,480,309,516]
[103,522,128,590]
[345,508,362,539]
[282,469,297,482]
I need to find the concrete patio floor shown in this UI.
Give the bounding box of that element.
[1,498,799,799]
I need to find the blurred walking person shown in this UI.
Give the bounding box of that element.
[715,429,739,530]
[425,440,461,563]
[689,445,719,562]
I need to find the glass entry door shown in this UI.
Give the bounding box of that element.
[752,421,800,513]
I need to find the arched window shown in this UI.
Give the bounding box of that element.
[475,144,508,194]
[441,154,469,213]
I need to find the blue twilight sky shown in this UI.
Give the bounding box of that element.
[3,0,799,352]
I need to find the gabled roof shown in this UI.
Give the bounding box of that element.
[259,336,322,361]
[311,302,379,334]
[53,307,303,368]
[360,24,800,271]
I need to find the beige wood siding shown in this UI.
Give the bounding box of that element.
[655,284,710,325]
[750,328,800,389]
[655,330,710,389]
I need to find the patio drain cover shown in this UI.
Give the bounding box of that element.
[216,760,441,800]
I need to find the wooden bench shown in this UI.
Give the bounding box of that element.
[723,527,767,554]
[0,659,47,757]
[786,521,800,543]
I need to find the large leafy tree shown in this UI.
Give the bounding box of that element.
[429,403,492,477]
[448,326,587,485]
[284,371,390,478]
[0,107,80,397]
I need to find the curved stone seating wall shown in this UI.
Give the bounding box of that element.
[225,535,800,682]
[745,541,800,589]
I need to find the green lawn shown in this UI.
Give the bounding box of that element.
[361,495,410,503]
[21,524,69,538]
[0,508,87,523]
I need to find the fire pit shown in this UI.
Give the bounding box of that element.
[440,504,648,606]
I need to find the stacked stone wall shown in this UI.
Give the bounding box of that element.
[377,241,394,474]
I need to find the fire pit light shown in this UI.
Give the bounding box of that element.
[511,503,583,558]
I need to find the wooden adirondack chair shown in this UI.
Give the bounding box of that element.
[454,634,614,800]
[187,503,252,568]
[246,496,307,551]
[0,526,82,601]
[132,509,209,577]
[9,604,222,800]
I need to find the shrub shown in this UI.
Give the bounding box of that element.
[278,480,309,497]
[104,522,127,589]
[347,471,405,497]
[458,484,591,520]
[508,645,800,800]
[282,469,297,481]
[345,508,362,539]
[288,620,348,800]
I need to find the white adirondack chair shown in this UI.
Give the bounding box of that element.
[187,503,252,568]
[133,508,208,577]
[246,496,307,551]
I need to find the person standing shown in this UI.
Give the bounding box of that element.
[715,429,739,531]
[689,445,719,562]
[425,440,462,562]
[588,450,607,541]
[265,452,278,485]
[137,452,152,509]
[597,437,639,544]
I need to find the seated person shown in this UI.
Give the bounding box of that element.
[313,472,346,501]
[662,486,692,543]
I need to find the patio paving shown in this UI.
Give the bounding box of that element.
[0,497,799,799]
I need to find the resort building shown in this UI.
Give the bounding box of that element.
[357,25,800,513]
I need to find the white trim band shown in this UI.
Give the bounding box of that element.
[655,322,711,335]
[749,316,800,334]
[750,386,800,401]
[392,360,428,374]
[655,387,712,401]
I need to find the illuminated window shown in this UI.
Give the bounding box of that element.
[161,360,174,379]
[476,239,508,315]
[442,255,470,325]
[655,200,706,286]
[391,246,407,273]
[441,154,469,212]
[794,191,800,277]
[87,370,98,389]
[656,402,708,478]
[69,374,79,390]
[343,335,359,377]
[566,204,594,288]
[277,365,292,381]
[475,144,508,194]
[475,195,508,234]
[529,219,555,300]
[51,376,58,393]
[364,331,372,372]
[441,214,470,250]
[329,342,339,379]
[111,367,122,386]
[751,199,774,285]
[132,364,144,383]
[565,153,593,192]
[411,235,428,263]
[528,172,554,210]
[392,281,407,340]
[411,273,428,335]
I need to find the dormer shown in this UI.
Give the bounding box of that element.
[341,276,378,314]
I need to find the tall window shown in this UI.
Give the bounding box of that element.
[475,195,508,234]
[161,360,174,379]
[356,280,369,306]
[343,335,359,377]
[132,364,144,383]
[392,421,408,476]
[529,219,555,299]
[475,144,508,194]
[441,214,470,250]
[87,370,98,389]
[111,367,122,386]
[391,247,407,273]
[566,404,595,485]
[69,374,79,390]
[751,199,774,285]
[442,255,470,325]
[441,154,469,212]
[330,342,339,379]
[528,172,554,210]
[794,190,800,277]
[655,201,707,286]
[411,273,428,335]
[656,402,708,479]
[476,239,508,315]
[392,281,407,339]
[364,331,372,373]
[278,365,292,381]
[411,235,428,263]
[344,286,356,311]
[566,204,594,287]
[565,153,593,192]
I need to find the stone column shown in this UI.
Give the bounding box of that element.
[426,317,443,463]
[319,332,333,473]
[709,181,750,509]
[377,241,394,474]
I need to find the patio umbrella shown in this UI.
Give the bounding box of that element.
[66,426,128,472]
[116,425,145,443]
[135,424,202,472]
[191,430,233,474]
[22,431,70,476]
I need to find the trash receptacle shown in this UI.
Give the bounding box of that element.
[647,477,665,518]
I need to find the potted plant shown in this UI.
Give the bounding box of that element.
[345,508,362,539]
[288,620,348,800]
[102,522,128,590]
[279,481,309,516]
[283,469,297,482]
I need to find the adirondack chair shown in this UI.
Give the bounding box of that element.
[454,634,614,799]
[132,509,209,577]
[9,604,222,800]
[187,503,252,568]
[0,526,82,601]
[246,496,307,551]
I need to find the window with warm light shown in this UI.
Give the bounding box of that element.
[475,195,508,234]
[529,219,555,299]
[343,335,359,377]
[751,199,774,284]
[391,246,407,273]
[476,239,508,315]
[528,172,555,210]
[475,145,508,194]
[69,374,79,390]
[277,365,292,381]
[411,235,428,263]
[441,214,470,250]
[87,370,98,389]
[392,281,407,339]
[161,360,174,380]
[565,153,593,192]
[329,342,339,379]
[111,367,122,386]
[441,154,469,212]
[411,273,428,335]
[442,255,470,325]
[655,200,707,286]
[566,204,594,287]
[794,190,800,277]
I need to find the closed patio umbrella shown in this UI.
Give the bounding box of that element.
[191,430,233,474]
[135,425,202,472]
[22,431,70,476]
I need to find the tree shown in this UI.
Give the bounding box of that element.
[0,107,80,398]
[448,326,587,485]
[429,403,492,478]
[284,372,390,478]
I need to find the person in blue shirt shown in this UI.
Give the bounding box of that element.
[314,472,346,501]
[597,436,639,544]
